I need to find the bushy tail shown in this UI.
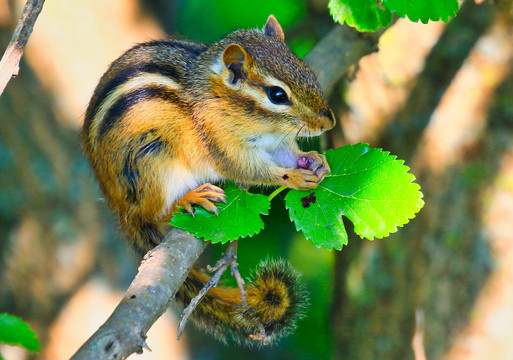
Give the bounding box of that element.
[122,218,308,346]
[176,259,309,346]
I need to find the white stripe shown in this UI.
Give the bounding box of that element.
[243,75,294,113]
[90,72,180,143]
[262,75,292,97]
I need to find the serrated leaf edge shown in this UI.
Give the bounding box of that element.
[328,0,393,32]
[344,165,424,240]
[330,144,424,240]
[382,0,460,23]
[287,143,425,246]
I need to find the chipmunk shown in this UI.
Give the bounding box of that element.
[81,15,335,345]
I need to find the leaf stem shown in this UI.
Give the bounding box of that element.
[268,186,287,201]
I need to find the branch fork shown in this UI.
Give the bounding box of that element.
[176,240,247,339]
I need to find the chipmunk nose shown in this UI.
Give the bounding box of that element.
[319,108,336,129]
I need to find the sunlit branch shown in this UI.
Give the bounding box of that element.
[0,0,45,96]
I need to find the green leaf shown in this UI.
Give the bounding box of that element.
[0,313,40,353]
[171,182,270,244]
[383,0,459,23]
[285,144,424,250]
[328,0,393,32]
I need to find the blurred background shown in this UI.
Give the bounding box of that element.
[1,0,513,359]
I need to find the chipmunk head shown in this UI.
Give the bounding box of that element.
[203,15,335,143]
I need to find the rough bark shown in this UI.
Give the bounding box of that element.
[305,25,384,95]
[71,229,207,360]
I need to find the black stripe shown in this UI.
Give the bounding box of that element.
[90,38,207,121]
[121,131,166,203]
[89,62,181,122]
[122,149,139,203]
[99,86,180,137]
[86,39,206,127]
[135,137,165,160]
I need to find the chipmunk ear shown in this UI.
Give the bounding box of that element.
[222,44,251,84]
[263,15,285,41]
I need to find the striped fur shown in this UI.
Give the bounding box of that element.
[91,74,181,142]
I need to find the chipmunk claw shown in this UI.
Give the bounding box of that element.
[174,183,226,215]
[182,201,196,216]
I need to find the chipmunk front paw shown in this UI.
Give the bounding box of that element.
[279,168,321,190]
[173,183,226,216]
[277,151,330,190]
[296,151,330,183]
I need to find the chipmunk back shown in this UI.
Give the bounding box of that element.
[82,15,334,345]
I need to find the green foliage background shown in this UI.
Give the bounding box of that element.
[0,313,40,356]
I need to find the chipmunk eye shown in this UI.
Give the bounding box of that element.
[267,86,290,105]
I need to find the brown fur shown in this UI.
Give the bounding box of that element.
[82,16,332,344]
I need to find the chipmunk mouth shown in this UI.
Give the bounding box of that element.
[295,122,326,138]
[296,125,322,138]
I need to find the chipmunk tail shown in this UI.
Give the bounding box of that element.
[176,258,309,346]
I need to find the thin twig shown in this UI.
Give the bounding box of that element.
[248,322,270,345]
[177,240,244,339]
[229,241,247,306]
[0,0,45,96]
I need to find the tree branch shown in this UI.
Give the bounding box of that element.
[70,229,207,360]
[304,25,385,94]
[0,0,45,96]
[70,22,386,360]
